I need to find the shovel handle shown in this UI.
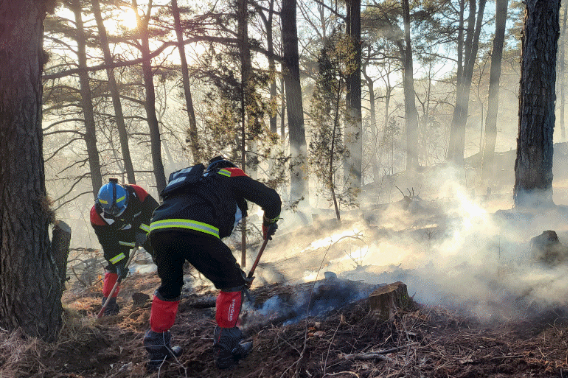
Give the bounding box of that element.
[96,247,138,318]
[247,225,276,279]
[247,239,268,279]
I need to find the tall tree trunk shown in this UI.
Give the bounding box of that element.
[447,0,487,165]
[280,77,286,140]
[282,0,308,204]
[92,0,136,184]
[71,0,103,198]
[559,4,567,142]
[345,0,362,188]
[514,0,560,208]
[481,0,508,184]
[134,0,167,193]
[237,0,251,265]
[0,0,63,341]
[362,61,380,184]
[401,0,420,172]
[172,0,200,163]
[266,0,278,174]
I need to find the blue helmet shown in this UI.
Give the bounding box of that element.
[97,178,128,217]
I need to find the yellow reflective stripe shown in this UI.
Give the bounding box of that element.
[139,224,150,233]
[218,169,231,177]
[119,241,135,247]
[150,219,220,238]
[99,198,109,205]
[264,215,280,224]
[109,253,126,264]
[116,194,126,204]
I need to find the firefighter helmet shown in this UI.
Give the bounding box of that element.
[206,156,237,172]
[97,178,128,217]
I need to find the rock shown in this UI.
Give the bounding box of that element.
[132,292,150,307]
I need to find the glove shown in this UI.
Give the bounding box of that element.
[241,270,254,289]
[116,262,128,281]
[262,217,278,241]
[135,231,148,248]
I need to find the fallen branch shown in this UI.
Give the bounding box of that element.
[339,352,392,361]
[339,343,418,361]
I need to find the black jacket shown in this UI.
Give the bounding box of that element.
[90,184,159,263]
[150,167,281,239]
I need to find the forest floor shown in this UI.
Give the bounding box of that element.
[5,163,568,377]
[3,266,568,378]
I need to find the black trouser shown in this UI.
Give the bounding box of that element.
[149,230,246,300]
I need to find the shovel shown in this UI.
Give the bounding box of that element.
[97,247,139,318]
[247,223,277,280]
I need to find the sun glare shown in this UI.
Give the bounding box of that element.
[117,8,139,30]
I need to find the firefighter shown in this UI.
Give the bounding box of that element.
[143,156,281,370]
[90,178,159,316]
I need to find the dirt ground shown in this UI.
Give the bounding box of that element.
[1,265,568,378]
[5,175,568,377]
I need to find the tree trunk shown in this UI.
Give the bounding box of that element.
[514,0,560,208]
[345,0,362,188]
[481,0,508,184]
[0,0,63,341]
[134,0,167,194]
[172,0,200,163]
[280,77,286,140]
[92,0,136,184]
[282,0,308,204]
[71,0,103,198]
[238,0,251,265]
[447,0,486,165]
[362,61,380,184]
[51,221,71,289]
[558,4,567,142]
[401,0,420,172]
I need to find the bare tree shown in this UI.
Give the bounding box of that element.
[401,0,419,172]
[481,0,508,184]
[282,0,308,204]
[70,0,103,197]
[345,0,362,187]
[447,0,487,165]
[133,0,167,193]
[92,0,137,184]
[172,0,200,162]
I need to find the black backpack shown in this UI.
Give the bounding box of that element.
[160,163,205,200]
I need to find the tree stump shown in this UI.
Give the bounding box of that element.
[530,230,568,267]
[369,281,411,321]
[51,220,71,289]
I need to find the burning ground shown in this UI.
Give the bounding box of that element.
[4,178,568,377]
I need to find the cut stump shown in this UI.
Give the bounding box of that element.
[369,281,411,321]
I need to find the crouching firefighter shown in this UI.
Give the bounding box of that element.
[143,156,281,370]
[90,178,159,316]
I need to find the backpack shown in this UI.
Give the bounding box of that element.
[160,163,205,199]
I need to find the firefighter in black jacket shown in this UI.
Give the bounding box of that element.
[90,178,159,316]
[143,156,281,370]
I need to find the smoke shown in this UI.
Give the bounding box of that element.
[256,163,568,323]
[242,275,378,327]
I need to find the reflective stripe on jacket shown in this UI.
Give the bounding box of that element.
[150,219,220,238]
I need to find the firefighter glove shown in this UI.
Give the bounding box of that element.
[262,216,278,241]
[116,262,129,281]
[135,231,147,248]
[241,270,254,288]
